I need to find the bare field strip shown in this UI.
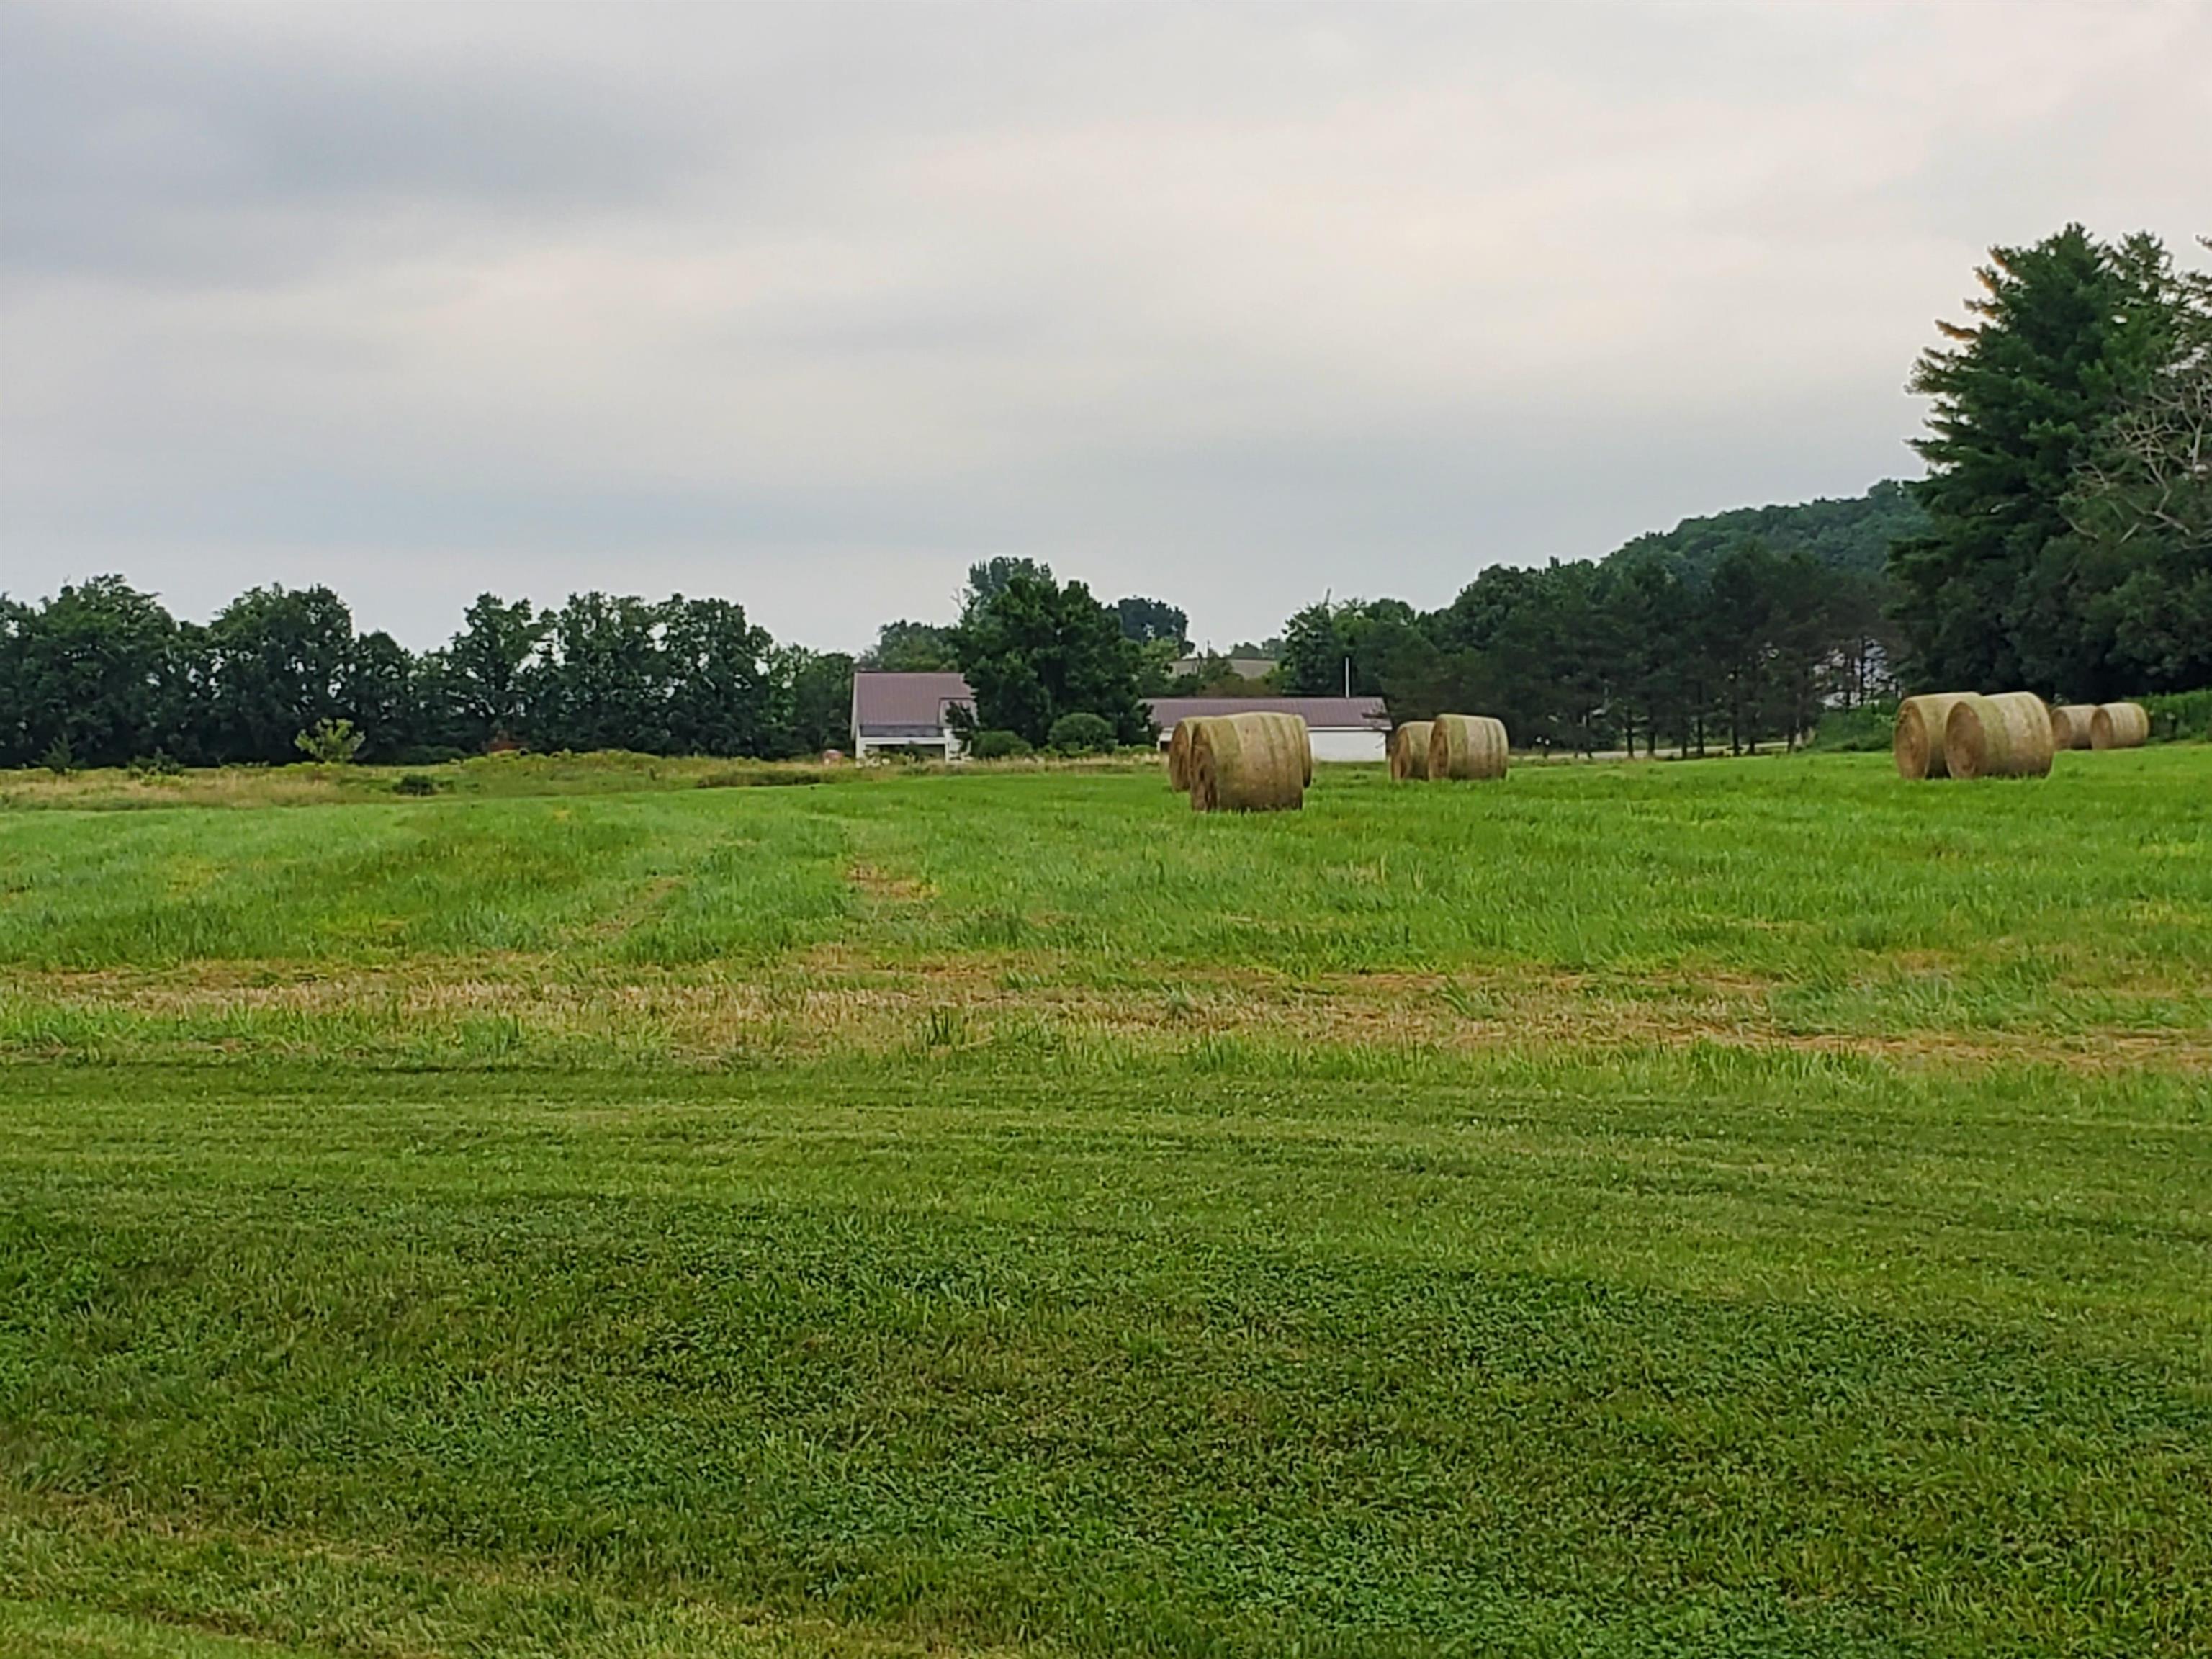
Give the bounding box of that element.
[5,953,2209,1075]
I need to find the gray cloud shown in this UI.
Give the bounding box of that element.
[4,2,2207,652]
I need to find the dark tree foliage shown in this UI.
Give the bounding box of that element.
[1304,497,1907,756]
[1274,602,1346,696]
[950,572,1152,749]
[1114,595,1189,649]
[341,631,418,763]
[0,598,32,763]
[1046,710,1117,755]
[0,577,188,768]
[1276,602,1353,696]
[1277,599,1420,698]
[657,597,779,759]
[442,594,544,750]
[1892,225,2177,695]
[860,619,960,672]
[202,585,356,764]
[963,557,1054,612]
[1615,480,1927,583]
[0,582,856,766]
[1161,652,1269,697]
[2062,251,2212,694]
[779,647,856,755]
[523,593,668,753]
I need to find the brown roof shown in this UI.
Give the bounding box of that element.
[852,672,974,737]
[1146,696,1388,732]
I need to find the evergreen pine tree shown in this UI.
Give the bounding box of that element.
[1891,225,2175,692]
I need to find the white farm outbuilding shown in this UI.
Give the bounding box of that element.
[850,672,974,760]
[848,675,1393,764]
[1147,697,1390,763]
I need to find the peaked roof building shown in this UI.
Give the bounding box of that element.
[848,673,1391,763]
[850,671,975,757]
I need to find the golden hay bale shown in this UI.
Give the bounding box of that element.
[1272,711,1314,786]
[1249,709,1312,792]
[1943,691,2054,780]
[1389,721,1434,781]
[1167,719,1198,791]
[2090,701,2150,750]
[2048,704,2096,750]
[1243,711,1310,783]
[1893,693,1968,779]
[1188,713,1306,812]
[1427,714,1508,781]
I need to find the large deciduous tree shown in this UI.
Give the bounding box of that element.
[524,593,668,753]
[203,585,356,763]
[963,557,1053,613]
[1113,595,1189,650]
[780,648,855,755]
[1276,601,1352,696]
[659,596,778,758]
[340,631,419,763]
[1277,599,1426,698]
[951,572,1151,749]
[860,619,959,672]
[443,594,544,749]
[0,576,191,768]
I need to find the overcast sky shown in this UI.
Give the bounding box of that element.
[3,4,2207,653]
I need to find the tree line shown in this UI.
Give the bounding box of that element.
[6,225,2204,770]
[1266,490,1912,755]
[0,557,1178,770]
[1198,223,2211,754]
[0,584,855,770]
[866,226,2207,760]
[1262,225,2209,754]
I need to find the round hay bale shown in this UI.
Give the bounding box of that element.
[1428,714,1508,781]
[2090,701,2149,750]
[1231,710,1310,784]
[1943,691,2054,780]
[2048,704,2096,751]
[1389,721,1434,781]
[1247,709,1311,792]
[1188,712,1306,812]
[1270,711,1314,786]
[1893,693,1967,779]
[1166,718,1198,791]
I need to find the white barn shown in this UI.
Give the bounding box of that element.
[850,672,974,760]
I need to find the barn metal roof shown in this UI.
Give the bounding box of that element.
[1146,696,1389,732]
[851,672,975,737]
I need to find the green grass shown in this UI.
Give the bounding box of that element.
[2,751,2209,1655]
[0,794,852,969]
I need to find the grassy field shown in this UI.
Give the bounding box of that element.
[2,750,2208,1656]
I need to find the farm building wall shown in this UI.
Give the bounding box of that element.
[1308,727,1387,763]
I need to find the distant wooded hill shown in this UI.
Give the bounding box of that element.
[1606,479,1924,585]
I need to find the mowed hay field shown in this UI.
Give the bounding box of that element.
[1,751,2209,1658]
